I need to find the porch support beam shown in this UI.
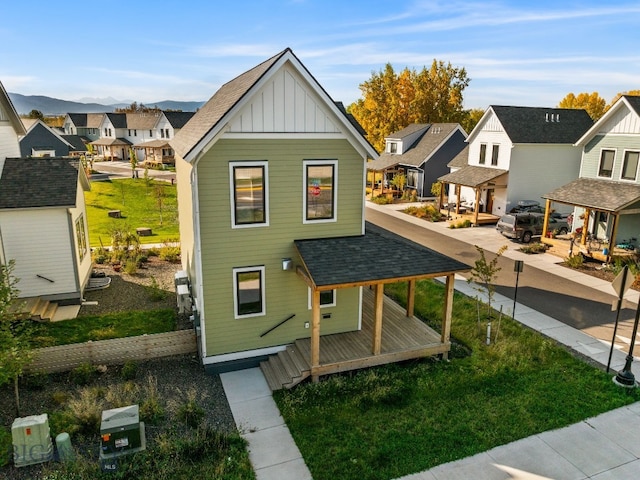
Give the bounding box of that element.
[441,274,455,360]
[580,208,591,246]
[455,184,461,214]
[406,279,416,318]
[311,289,321,382]
[542,199,551,237]
[473,188,481,225]
[608,213,620,262]
[372,283,384,355]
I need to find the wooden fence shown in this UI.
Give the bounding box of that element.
[27,330,197,374]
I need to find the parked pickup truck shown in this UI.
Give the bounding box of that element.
[496,212,569,243]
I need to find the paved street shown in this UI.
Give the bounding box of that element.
[366,203,639,358]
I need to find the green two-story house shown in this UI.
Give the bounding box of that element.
[172,49,469,384]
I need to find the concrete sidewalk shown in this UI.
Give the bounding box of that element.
[219,202,640,479]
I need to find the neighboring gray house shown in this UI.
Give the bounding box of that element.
[367,123,468,198]
[19,119,86,157]
[439,106,593,221]
[543,95,640,259]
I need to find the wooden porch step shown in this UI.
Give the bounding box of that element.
[27,297,57,322]
[260,345,311,391]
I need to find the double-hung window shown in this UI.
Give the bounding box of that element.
[598,149,615,178]
[304,160,337,223]
[491,145,499,166]
[479,144,487,164]
[621,151,639,181]
[230,161,268,227]
[233,266,265,318]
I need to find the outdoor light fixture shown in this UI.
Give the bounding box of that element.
[282,258,293,271]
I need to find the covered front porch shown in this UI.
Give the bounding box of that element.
[259,222,470,389]
[260,285,451,390]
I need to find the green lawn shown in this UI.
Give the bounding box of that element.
[29,309,176,347]
[274,280,640,480]
[86,178,179,246]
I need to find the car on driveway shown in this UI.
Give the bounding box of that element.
[509,200,544,214]
[496,212,569,243]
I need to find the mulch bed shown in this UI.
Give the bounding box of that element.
[0,257,238,478]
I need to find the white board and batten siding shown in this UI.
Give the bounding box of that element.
[228,64,341,134]
[0,120,20,166]
[596,105,640,136]
[0,209,77,298]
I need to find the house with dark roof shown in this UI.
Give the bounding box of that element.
[366,123,467,199]
[543,95,640,260]
[1,81,91,320]
[19,119,86,157]
[135,111,195,166]
[171,48,470,386]
[63,113,102,142]
[439,106,593,225]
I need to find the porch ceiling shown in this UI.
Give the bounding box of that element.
[294,222,470,290]
[439,165,507,188]
[543,177,640,212]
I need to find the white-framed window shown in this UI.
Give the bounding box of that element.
[406,170,419,189]
[233,266,266,318]
[387,142,398,153]
[308,288,336,309]
[621,150,639,181]
[229,161,269,228]
[598,149,615,178]
[303,160,337,223]
[75,214,87,261]
[491,145,499,166]
[479,144,487,164]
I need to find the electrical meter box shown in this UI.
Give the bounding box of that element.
[100,405,145,458]
[12,413,54,467]
[174,270,189,287]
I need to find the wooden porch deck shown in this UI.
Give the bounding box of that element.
[260,287,447,390]
[441,209,500,226]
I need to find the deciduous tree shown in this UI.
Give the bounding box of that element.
[558,92,607,120]
[349,60,470,152]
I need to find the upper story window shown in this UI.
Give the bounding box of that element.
[621,151,639,181]
[165,128,170,138]
[387,142,398,154]
[491,145,499,166]
[233,266,265,318]
[75,214,87,262]
[230,161,268,228]
[479,144,487,164]
[161,129,165,138]
[149,130,153,136]
[598,149,615,178]
[304,160,337,223]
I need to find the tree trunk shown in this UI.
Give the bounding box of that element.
[14,375,21,417]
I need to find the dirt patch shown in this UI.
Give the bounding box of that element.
[561,258,640,291]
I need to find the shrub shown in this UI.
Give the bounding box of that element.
[139,376,166,424]
[21,371,49,390]
[48,410,80,437]
[449,219,472,229]
[123,259,138,274]
[70,363,96,386]
[173,388,205,428]
[121,361,138,380]
[565,253,584,268]
[51,390,69,406]
[371,195,393,205]
[519,242,548,254]
[159,239,181,262]
[67,388,105,434]
[0,427,11,467]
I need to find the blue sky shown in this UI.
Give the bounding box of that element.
[1,1,638,109]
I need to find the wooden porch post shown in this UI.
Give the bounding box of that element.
[473,189,481,225]
[542,199,551,237]
[406,279,415,318]
[455,185,461,214]
[441,274,455,360]
[608,213,620,262]
[372,283,384,355]
[580,208,591,246]
[311,289,321,382]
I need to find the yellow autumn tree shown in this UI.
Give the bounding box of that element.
[349,60,470,152]
[558,92,607,120]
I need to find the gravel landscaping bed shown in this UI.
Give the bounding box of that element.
[0,257,239,478]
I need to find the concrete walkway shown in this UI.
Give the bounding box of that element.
[220,202,640,480]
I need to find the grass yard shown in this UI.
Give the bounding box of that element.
[86,178,179,246]
[274,279,640,480]
[28,309,176,347]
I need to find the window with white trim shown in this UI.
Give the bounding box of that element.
[308,288,336,309]
[621,151,639,181]
[230,161,268,227]
[479,144,487,164]
[598,149,615,178]
[406,170,419,189]
[304,160,337,223]
[233,266,265,318]
[491,145,499,166]
[75,214,87,261]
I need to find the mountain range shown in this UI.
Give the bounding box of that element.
[8,92,205,115]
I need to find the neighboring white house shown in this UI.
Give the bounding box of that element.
[0,81,91,319]
[439,106,593,221]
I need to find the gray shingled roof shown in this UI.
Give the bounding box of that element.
[171,49,289,159]
[490,106,593,144]
[106,113,127,129]
[447,145,469,168]
[90,138,132,146]
[368,124,459,171]
[294,222,470,288]
[386,123,430,140]
[624,95,640,116]
[61,135,88,152]
[163,111,196,129]
[0,158,82,209]
[125,112,160,130]
[543,178,640,212]
[439,165,507,187]
[68,113,88,127]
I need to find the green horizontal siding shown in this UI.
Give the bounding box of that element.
[582,135,640,182]
[197,138,365,355]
